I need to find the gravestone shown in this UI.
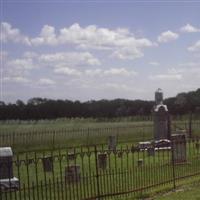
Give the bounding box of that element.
[67,152,75,161]
[147,147,155,156]
[195,142,200,151]
[65,165,81,183]
[0,147,19,190]
[171,134,187,164]
[137,159,144,167]
[108,136,117,151]
[98,153,107,170]
[153,89,170,140]
[42,156,53,172]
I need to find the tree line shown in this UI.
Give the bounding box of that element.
[0,88,200,120]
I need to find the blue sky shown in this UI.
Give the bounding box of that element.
[1,1,200,103]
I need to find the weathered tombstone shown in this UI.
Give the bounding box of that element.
[98,153,107,170]
[65,165,81,183]
[0,147,19,190]
[171,134,187,164]
[147,147,155,156]
[137,159,144,167]
[118,151,123,158]
[195,142,200,151]
[153,89,170,140]
[67,152,75,161]
[108,136,117,151]
[42,156,53,172]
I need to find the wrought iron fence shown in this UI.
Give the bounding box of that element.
[0,121,200,152]
[1,139,200,200]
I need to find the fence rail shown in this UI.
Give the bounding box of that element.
[1,139,200,199]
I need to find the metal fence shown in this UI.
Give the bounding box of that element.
[1,139,200,200]
[0,124,154,151]
[0,121,200,152]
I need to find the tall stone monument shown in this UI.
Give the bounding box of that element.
[153,89,170,140]
[0,147,19,190]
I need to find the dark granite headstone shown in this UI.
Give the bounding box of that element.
[42,156,53,172]
[67,152,75,161]
[98,153,107,170]
[147,147,155,156]
[137,159,144,167]
[65,165,81,183]
[108,136,117,150]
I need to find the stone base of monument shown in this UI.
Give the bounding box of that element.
[0,177,19,191]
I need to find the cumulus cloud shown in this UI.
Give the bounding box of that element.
[158,30,179,43]
[3,76,30,83]
[31,25,57,45]
[188,40,200,52]
[1,22,31,45]
[2,22,154,60]
[180,24,200,33]
[4,58,35,84]
[85,69,102,76]
[149,74,182,81]
[38,78,55,85]
[54,67,82,76]
[39,52,101,66]
[149,61,159,66]
[84,68,137,77]
[7,58,35,70]
[104,68,137,76]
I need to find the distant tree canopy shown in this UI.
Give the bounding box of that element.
[0,88,200,120]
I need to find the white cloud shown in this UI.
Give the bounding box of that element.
[55,23,154,59]
[149,74,182,81]
[31,25,57,45]
[84,68,137,77]
[7,58,35,70]
[54,67,82,76]
[39,52,101,66]
[188,40,200,52]
[38,78,55,85]
[1,22,31,45]
[104,68,137,76]
[3,76,30,83]
[85,69,102,76]
[180,24,200,33]
[2,22,154,60]
[158,30,179,43]
[149,61,160,66]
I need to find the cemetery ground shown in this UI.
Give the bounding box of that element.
[155,178,200,200]
[1,118,200,199]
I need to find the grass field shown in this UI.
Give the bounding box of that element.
[0,118,200,152]
[1,118,200,199]
[155,180,200,200]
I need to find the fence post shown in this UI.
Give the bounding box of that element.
[189,112,192,138]
[53,131,56,150]
[94,145,101,199]
[171,141,176,190]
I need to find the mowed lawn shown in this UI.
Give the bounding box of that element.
[156,183,200,200]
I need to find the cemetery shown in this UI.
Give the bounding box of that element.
[0,89,200,200]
